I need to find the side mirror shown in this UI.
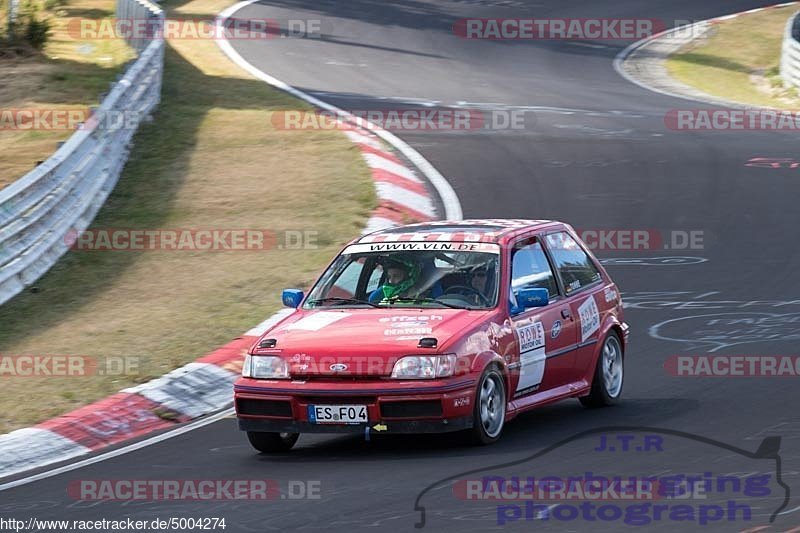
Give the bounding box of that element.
[282,289,304,308]
[510,288,549,314]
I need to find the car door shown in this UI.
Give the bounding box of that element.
[543,231,606,381]
[508,236,579,397]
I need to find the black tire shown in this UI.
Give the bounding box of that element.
[467,365,507,445]
[247,431,299,453]
[580,331,624,408]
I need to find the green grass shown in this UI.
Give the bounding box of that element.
[0,0,376,433]
[666,5,800,108]
[0,0,135,188]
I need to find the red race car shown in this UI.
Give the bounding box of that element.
[235,220,629,452]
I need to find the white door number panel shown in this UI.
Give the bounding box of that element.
[515,322,546,393]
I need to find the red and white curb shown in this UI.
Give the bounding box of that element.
[0,1,461,483]
[614,2,799,106]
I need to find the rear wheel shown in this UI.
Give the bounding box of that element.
[580,331,624,408]
[247,431,299,453]
[467,365,506,445]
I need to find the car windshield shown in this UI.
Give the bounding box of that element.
[304,242,501,310]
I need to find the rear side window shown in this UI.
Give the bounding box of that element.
[511,241,559,298]
[545,232,602,296]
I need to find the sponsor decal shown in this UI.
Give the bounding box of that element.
[600,257,708,266]
[517,322,546,352]
[605,287,617,303]
[384,327,433,336]
[379,315,444,324]
[551,320,562,339]
[578,296,601,342]
[453,396,471,408]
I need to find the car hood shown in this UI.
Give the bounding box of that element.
[252,307,487,377]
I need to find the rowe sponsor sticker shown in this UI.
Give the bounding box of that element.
[578,296,600,342]
[517,322,546,352]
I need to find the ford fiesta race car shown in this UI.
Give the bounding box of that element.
[235,220,629,452]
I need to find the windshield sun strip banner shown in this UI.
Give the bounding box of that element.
[344,242,501,254]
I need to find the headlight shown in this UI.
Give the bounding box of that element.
[391,355,457,379]
[242,355,289,379]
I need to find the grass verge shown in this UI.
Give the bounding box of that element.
[0,0,376,433]
[0,0,134,188]
[666,4,800,109]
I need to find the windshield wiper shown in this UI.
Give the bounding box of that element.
[307,297,380,308]
[386,297,476,310]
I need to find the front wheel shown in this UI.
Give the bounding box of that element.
[580,331,624,408]
[247,431,299,453]
[467,365,507,445]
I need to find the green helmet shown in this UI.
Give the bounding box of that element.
[381,255,421,300]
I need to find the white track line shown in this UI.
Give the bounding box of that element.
[215,0,462,220]
[0,408,234,492]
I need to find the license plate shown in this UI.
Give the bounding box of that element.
[308,405,368,424]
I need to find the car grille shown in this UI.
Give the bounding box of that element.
[236,398,293,418]
[380,400,443,418]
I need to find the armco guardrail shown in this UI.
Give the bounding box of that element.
[0,0,164,306]
[781,10,800,88]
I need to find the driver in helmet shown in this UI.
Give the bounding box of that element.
[465,263,491,305]
[369,255,421,303]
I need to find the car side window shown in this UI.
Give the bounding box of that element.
[510,241,559,298]
[544,232,602,296]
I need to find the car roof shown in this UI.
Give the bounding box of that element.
[356,219,558,244]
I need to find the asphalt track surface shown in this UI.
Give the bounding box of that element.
[3,1,800,531]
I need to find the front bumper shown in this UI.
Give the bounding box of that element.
[234,377,477,435]
[238,416,473,434]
